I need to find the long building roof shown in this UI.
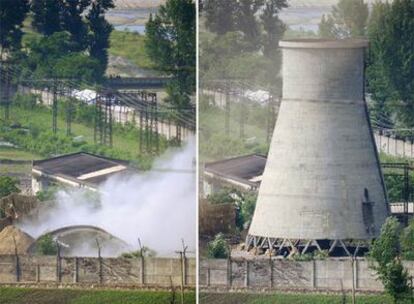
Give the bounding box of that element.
[33,152,132,189]
[204,154,266,189]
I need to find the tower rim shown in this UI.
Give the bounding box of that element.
[279,39,369,49]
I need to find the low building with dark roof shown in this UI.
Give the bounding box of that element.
[203,154,266,196]
[32,152,132,192]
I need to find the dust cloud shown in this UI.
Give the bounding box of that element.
[18,138,196,257]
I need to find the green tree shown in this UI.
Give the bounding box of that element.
[401,219,414,260]
[370,0,414,127]
[0,176,20,198]
[259,0,287,91]
[366,1,394,125]
[145,0,195,108]
[22,32,101,82]
[207,233,229,259]
[260,0,287,58]
[367,0,414,128]
[318,14,336,38]
[235,0,264,50]
[236,192,257,230]
[36,234,58,255]
[370,217,410,303]
[86,0,114,77]
[318,0,368,38]
[203,0,238,35]
[0,0,29,58]
[207,189,235,205]
[60,0,91,51]
[31,0,62,36]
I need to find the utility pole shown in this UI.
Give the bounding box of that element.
[55,240,61,283]
[96,238,103,284]
[351,256,356,304]
[138,238,145,285]
[66,85,74,136]
[225,84,230,137]
[52,79,58,134]
[175,239,191,304]
[239,93,245,139]
[0,61,12,122]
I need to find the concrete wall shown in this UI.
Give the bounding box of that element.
[200,258,414,291]
[0,255,195,287]
[374,132,414,159]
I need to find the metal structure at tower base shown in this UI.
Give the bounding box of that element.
[246,39,389,257]
[246,236,370,257]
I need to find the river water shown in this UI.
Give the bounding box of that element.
[107,6,330,34]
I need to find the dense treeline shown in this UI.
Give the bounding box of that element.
[318,0,414,130]
[200,0,287,94]
[0,0,114,82]
[145,0,196,108]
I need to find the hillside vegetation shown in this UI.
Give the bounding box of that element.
[109,31,156,71]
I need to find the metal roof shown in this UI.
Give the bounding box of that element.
[33,152,131,188]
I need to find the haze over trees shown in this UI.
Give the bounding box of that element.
[318,0,368,38]
[366,0,414,128]
[200,0,288,91]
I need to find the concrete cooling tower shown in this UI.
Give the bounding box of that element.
[247,39,389,256]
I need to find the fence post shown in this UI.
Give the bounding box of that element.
[269,258,273,288]
[351,258,356,304]
[55,242,61,283]
[98,257,103,284]
[354,258,358,289]
[14,254,20,282]
[73,257,79,283]
[227,257,232,287]
[96,239,103,284]
[206,267,210,287]
[183,254,187,286]
[312,259,316,289]
[244,259,249,288]
[140,256,145,285]
[12,236,20,282]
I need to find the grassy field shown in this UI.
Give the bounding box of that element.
[199,292,400,304]
[0,104,168,164]
[0,147,41,161]
[109,31,155,70]
[0,287,195,304]
[199,96,270,162]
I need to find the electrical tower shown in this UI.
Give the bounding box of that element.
[94,92,113,147]
[0,61,12,121]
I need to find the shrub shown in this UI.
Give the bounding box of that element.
[290,252,313,261]
[36,234,57,255]
[207,233,229,259]
[401,219,414,260]
[121,247,157,259]
[0,176,20,198]
[369,217,410,302]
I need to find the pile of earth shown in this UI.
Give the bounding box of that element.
[0,225,34,255]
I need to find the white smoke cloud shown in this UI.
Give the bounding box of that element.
[18,138,196,257]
